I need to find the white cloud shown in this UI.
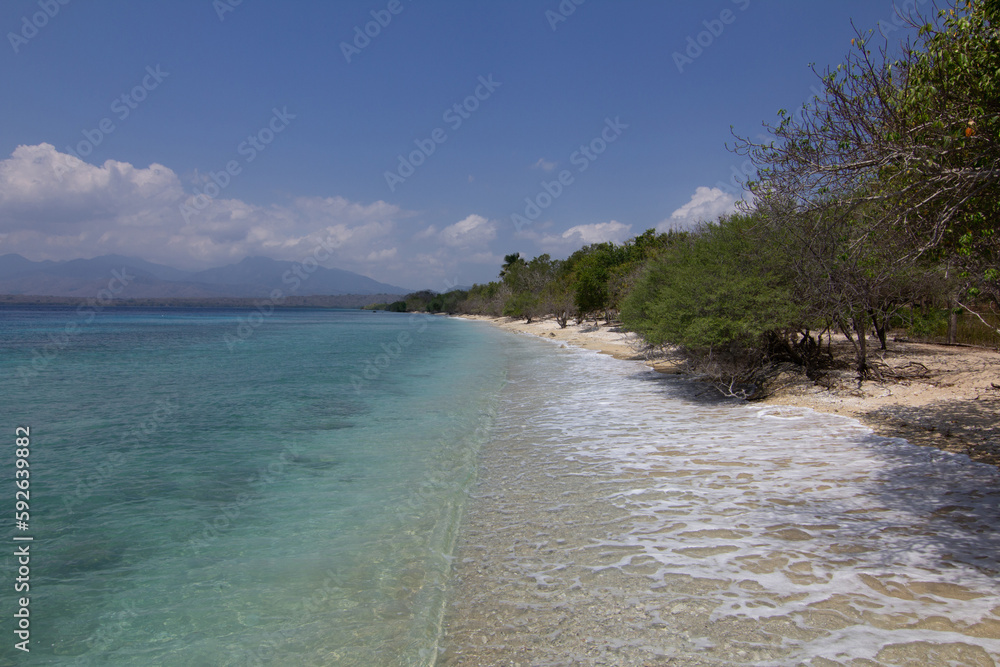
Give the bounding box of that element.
[0,143,410,277]
[413,225,438,240]
[406,217,504,286]
[531,157,557,172]
[365,248,397,262]
[290,195,404,225]
[464,251,503,265]
[414,253,444,268]
[0,144,524,288]
[0,144,253,265]
[439,214,497,248]
[665,186,739,230]
[561,220,632,245]
[0,143,183,232]
[534,220,633,253]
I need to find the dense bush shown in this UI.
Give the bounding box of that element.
[621,214,801,350]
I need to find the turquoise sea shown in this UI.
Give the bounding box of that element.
[3,307,1000,666]
[1,307,512,666]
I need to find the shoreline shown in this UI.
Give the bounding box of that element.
[457,314,1000,468]
[441,316,1000,664]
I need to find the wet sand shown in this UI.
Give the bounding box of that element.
[457,315,1000,469]
[440,317,1000,665]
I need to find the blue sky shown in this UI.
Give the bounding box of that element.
[0,0,929,290]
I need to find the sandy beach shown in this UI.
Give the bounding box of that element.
[440,315,1000,665]
[456,314,1000,469]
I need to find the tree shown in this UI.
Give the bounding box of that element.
[566,243,623,321]
[896,2,1000,335]
[462,281,507,316]
[501,254,558,323]
[775,200,931,373]
[621,213,810,397]
[739,2,997,255]
[426,289,469,313]
[607,229,689,314]
[499,253,524,278]
[541,271,576,328]
[735,0,1000,370]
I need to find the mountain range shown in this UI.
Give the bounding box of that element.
[0,254,409,299]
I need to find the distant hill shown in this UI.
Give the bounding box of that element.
[0,254,58,279]
[0,254,409,299]
[0,293,410,309]
[188,256,407,295]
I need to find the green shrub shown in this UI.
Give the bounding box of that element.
[621,213,801,350]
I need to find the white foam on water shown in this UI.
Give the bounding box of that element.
[444,337,1000,665]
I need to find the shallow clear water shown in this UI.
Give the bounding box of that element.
[0,307,509,666]
[443,330,1000,666]
[4,310,999,666]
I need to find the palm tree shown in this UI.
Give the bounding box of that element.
[499,252,523,278]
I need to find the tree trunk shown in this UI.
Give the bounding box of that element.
[853,314,869,381]
[838,317,855,345]
[948,295,959,344]
[869,309,888,350]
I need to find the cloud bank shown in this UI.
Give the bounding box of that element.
[0,144,707,288]
[0,144,459,286]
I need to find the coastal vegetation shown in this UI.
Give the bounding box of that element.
[387,1,999,398]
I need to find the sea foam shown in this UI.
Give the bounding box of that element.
[443,333,1000,666]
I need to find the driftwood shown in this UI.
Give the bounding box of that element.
[868,360,933,381]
